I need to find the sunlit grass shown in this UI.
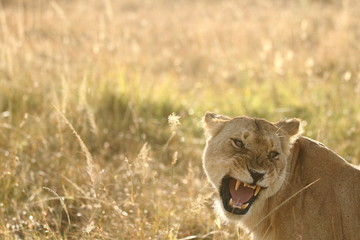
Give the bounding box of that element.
[0,0,360,239]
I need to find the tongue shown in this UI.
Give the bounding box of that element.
[229,179,254,206]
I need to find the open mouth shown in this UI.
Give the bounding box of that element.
[220,176,263,215]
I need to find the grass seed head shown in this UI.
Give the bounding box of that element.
[168,113,181,133]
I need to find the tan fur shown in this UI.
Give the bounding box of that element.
[202,113,360,240]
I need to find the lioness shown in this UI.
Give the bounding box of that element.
[202,113,360,240]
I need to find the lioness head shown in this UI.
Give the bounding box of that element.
[202,113,302,220]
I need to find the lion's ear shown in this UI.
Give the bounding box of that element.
[275,118,303,142]
[203,112,230,137]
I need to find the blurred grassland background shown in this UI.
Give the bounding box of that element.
[0,0,360,239]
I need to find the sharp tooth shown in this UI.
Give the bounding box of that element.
[229,198,233,207]
[254,186,261,196]
[235,180,241,191]
[244,183,249,188]
[241,203,249,209]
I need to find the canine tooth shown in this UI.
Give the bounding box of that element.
[235,180,241,190]
[254,186,261,196]
[229,198,233,207]
[241,203,249,209]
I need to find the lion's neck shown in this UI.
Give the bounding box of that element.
[238,199,272,239]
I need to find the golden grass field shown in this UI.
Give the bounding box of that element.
[1,0,360,239]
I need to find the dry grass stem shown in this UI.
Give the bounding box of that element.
[53,104,100,189]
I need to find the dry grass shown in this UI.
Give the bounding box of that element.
[0,0,360,239]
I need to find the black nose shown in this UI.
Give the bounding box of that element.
[249,169,265,184]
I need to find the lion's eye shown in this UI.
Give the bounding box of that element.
[231,139,245,148]
[268,151,280,159]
